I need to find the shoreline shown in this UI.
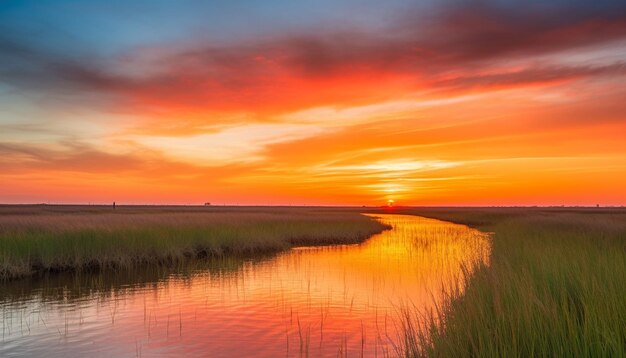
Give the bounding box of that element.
[0,207,390,280]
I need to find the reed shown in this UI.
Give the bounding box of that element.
[392,208,626,357]
[0,205,389,280]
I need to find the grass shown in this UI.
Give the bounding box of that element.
[6,205,626,356]
[386,207,626,357]
[0,205,389,280]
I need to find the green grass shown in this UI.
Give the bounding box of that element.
[0,205,389,280]
[6,205,626,355]
[388,208,626,357]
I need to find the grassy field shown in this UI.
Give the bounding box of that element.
[4,205,626,356]
[385,207,626,357]
[0,205,388,280]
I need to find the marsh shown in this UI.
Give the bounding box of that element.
[0,210,489,357]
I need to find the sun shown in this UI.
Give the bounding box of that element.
[387,199,395,207]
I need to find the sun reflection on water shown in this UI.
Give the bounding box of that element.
[0,214,490,357]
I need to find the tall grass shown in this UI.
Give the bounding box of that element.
[391,208,626,357]
[0,206,389,280]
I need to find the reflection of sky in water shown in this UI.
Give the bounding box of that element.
[0,214,490,357]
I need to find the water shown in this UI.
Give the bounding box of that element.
[0,214,490,357]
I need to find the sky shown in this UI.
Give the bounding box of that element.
[1,0,626,206]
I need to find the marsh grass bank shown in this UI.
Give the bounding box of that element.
[388,208,626,357]
[0,206,389,280]
[0,213,490,357]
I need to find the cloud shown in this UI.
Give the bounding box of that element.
[0,142,149,173]
[435,63,626,90]
[2,1,626,121]
[3,1,626,205]
[417,2,626,62]
[0,140,226,178]
[313,159,460,177]
[125,122,329,165]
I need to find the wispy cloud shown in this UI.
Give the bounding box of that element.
[2,1,626,204]
[124,123,329,165]
[2,2,626,119]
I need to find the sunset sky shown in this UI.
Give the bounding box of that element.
[1,0,626,206]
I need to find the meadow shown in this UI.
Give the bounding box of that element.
[3,205,626,357]
[389,207,626,357]
[0,213,489,357]
[0,205,388,280]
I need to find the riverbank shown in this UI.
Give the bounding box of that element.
[0,205,389,280]
[389,207,626,357]
[6,205,625,356]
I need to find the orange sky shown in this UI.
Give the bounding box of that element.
[1,1,626,205]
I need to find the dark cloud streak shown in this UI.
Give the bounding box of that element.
[2,2,626,113]
[0,142,148,173]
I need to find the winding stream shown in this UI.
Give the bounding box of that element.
[0,214,490,357]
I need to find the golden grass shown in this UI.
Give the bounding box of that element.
[385,207,626,357]
[0,205,389,280]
